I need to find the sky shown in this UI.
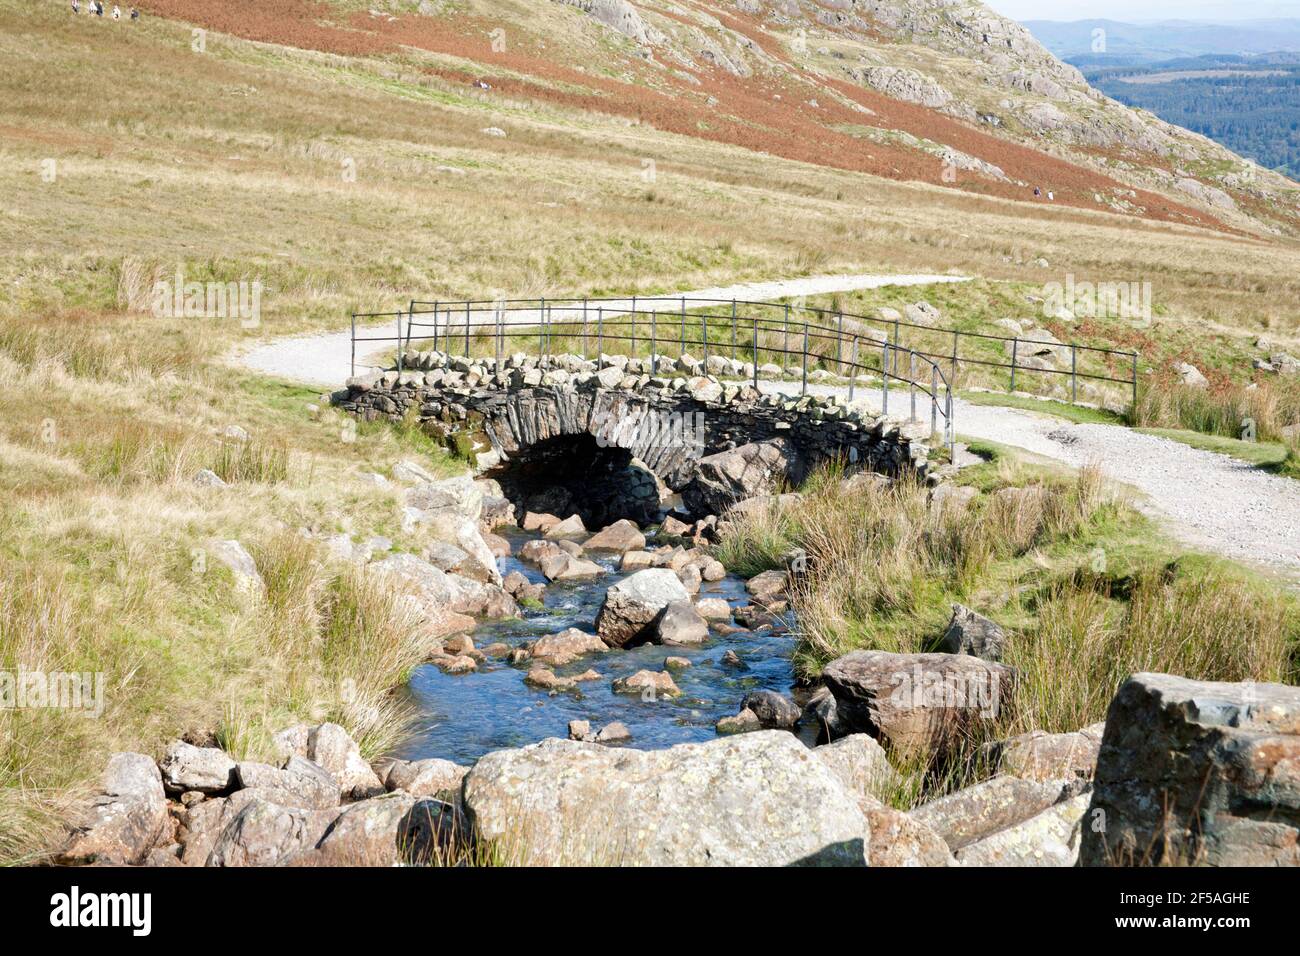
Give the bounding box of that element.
[985,0,1300,20]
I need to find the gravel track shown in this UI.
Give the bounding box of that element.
[231,273,1300,577]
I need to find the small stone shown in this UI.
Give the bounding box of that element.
[595,722,632,743]
[716,708,762,735]
[612,669,681,698]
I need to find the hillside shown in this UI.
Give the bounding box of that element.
[98,0,1299,238]
[2,0,1300,867]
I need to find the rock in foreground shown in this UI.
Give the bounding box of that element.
[1081,673,1300,866]
[462,732,868,866]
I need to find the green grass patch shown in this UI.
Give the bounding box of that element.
[959,390,1126,425]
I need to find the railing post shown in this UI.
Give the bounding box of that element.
[539,296,546,357]
[882,343,890,416]
[702,304,709,365]
[465,301,470,358]
[752,316,758,389]
[350,313,356,377]
[1071,346,1078,403]
[931,366,938,437]
[432,300,440,353]
[784,303,791,361]
[396,311,404,373]
[680,296,686,355]
[951,329,959,392]
[848,336,858,403]
[406,299,415,354]
[597,307,604,358]
[836,310,844,373]
[801,322,809,396]
[582,297,589,360]
[1010,338,1019,392]
[731,299,737,363]
[946,385,954,454]
[909,350,917,422]
[1131,351,1139,411]
[651,310,658,374]
[495,301,503,369]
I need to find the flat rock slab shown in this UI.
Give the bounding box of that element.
[956,794,1089,867]
[463,732,869,866]
[910,775,1069,851]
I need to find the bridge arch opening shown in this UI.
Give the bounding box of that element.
[483,433,664,528]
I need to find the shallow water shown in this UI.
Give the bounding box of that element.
[395,527,798,765]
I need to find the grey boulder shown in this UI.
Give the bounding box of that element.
[463,731,868,866]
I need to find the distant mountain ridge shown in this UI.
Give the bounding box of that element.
[1024,18,1300,63]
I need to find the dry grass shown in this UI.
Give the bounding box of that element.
[1009,566,1294,736]
[1128,379,1300,445]
[717,460,1119,668]
[715,456,1300,807]
[0,303,464,862]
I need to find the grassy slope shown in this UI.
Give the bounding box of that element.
[0,2,1298,859]
[714,453,1300,806]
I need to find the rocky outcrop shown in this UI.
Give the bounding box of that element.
[681,439,802,516]
[58,753,170,865]
[1081,673,1300,866]
[554,0,662,47]
[851,65,952,109]
[461,732,869,866]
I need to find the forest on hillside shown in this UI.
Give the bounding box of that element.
[1078,54,1300,178]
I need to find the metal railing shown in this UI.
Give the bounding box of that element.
[347,296,1138,447]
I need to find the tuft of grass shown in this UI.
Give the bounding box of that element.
[728,462,1121,673]
[1009,563,1296,736]
[1127,379,1300,445]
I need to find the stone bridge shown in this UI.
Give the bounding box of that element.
[334,350,932,525]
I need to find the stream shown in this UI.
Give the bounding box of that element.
[394,527,800,765]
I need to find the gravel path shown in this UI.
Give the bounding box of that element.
[230,272,1299,577]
